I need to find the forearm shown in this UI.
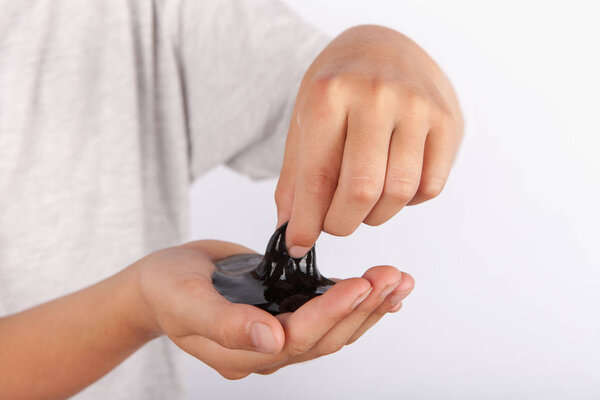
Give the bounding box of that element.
[0,263,156,400]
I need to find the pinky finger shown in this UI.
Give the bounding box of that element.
[389,301,403,313]
[346,273,414,345]
[408,118,460,205]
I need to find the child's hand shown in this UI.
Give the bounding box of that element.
[276,25,464,258]
[135,240,414,379]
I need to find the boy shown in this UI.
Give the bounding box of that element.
[0,0,462,398]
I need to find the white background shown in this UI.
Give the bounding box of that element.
[184,1,600,399]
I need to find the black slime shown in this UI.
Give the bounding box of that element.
[212,222,334,315]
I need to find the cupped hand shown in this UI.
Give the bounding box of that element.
[276,25,464,258]
[135,240,414,379]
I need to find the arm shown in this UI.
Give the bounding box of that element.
[0,263,154,400]
[0,240,414,399]
[276,25,464,257]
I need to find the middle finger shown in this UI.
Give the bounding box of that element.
[323,106,394,236]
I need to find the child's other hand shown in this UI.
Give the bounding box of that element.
[133,240,414,379]
[276,25,464,258]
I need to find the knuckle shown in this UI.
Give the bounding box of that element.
[419,177,446,199]
[323,221,354,237]
[363,214,386,227]
[434,106,457,133]
[274,184,292,206]
[345,177,382,205]
[315,341,344,357]
[404,90,431,114]
[346,330,365,345]
[354,305,376,319]
[305,76,343,110]
[212,321,235,349]
[303,170,337,200]
[211,306,253,349]
[287,339,314,357]
[311,75,341,94]
[435,103,454,123]
[384,175,419,204]
[370,79,398,108]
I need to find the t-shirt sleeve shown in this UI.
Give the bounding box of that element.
[176,0,328,180]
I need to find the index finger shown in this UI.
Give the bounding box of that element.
[285,84,347,258]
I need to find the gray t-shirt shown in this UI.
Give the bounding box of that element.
[0,0,326,398]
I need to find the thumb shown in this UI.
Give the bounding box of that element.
[184,289,285,354]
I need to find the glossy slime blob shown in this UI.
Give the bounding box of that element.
[212,223,334,315]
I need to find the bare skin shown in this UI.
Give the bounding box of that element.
[277,25,463,257]
[0,23,458,399]
[0,240,414,399]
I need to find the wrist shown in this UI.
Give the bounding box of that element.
[111,263,162,342]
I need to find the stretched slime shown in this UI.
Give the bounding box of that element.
[212,223,334,315]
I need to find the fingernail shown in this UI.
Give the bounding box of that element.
[351,287,373,310]
[389,300,403,313]
[249,322,278,354]
[388,290,411,308]
[380,282,401,300]
[288,245,311,259]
